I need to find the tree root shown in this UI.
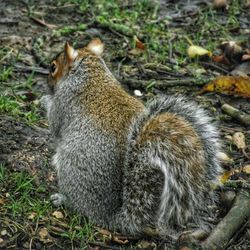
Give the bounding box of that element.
[202,190,250,249]
[221,103,250,126]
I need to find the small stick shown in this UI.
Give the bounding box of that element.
[12,64,49,75]
[30,16,57,29]
[202,190,250,249]
[120,77,207,90]
[200,61,230,74]
[221,103,250,126]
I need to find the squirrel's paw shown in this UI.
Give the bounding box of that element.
[50,193,66,207]
[40,95,53,111]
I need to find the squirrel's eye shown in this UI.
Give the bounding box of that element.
[50,62,57,74]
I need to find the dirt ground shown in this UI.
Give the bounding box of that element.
[0,0,250,249]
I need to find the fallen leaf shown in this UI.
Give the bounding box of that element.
[187,45,212,58]
[242,54,250,61]
[52,211,64,219]
[232,132,246,150]
[138,240,157,249]
[243,165,250,174]
[198,76,250,98]
[212,55,230,65]
[95,227,111,235]
[213,0,228,9]
[129,36,146,56]
[219,171,232,184]
[28,212,37,220]
[112,236,129,244]
[216,152,234,164]
[129,48,144,55]
[135,36,145,50]
[38,227,52,244]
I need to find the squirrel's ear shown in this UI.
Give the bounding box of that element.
[87,38,104,56]
[64,42,78,63]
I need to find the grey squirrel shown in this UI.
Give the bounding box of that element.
[41,38,222,237]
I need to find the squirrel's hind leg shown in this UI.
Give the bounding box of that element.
[109,158,164,236]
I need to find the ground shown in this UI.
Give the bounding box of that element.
[0,0,250,249]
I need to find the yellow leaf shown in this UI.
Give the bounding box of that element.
[187,45,212,58]
[232,132,246,150]
[219,171,232,184]
[199,76,250,98]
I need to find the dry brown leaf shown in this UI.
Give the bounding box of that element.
[129,36,146,56]
[216,152,234,164]
[28,212,37,220]
[243,165,250,174]
[212,55,230,65]
[213,0,228,9]
[112,236,129,244]
[95,227,111,236]
[242,54,250,61]
[129,48,144,56]
[199,76,250,98]
[232,132,246,150]
[38,227,52,243]
[187,45,212,58]
[52,211,64,219]
[135,36,145,50]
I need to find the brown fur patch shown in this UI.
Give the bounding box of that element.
[78,55,145,146]
[137,113,206,176]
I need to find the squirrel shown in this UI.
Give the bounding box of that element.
[41,38,222,237]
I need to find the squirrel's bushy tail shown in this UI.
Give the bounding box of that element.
[112,95,222,236]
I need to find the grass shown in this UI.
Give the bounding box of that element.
[0,164,95,248]
[55,0,247,68]
[0,94,41,125]
[0,48,42,125]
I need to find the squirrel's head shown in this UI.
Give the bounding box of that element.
[48,38,104,91]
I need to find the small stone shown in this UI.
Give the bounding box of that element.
[134,90,143,97]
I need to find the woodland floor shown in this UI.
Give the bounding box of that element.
[0,0,250,249]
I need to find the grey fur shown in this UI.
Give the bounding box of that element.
[42,57,222,237]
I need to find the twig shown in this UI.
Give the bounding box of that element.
[30,16,57,29]
[221,103,250,126]
[200,61,230,74]
[120,77,207,90]
[12,64,49,75]
[203,190,250,249]
[227,220,249,248]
